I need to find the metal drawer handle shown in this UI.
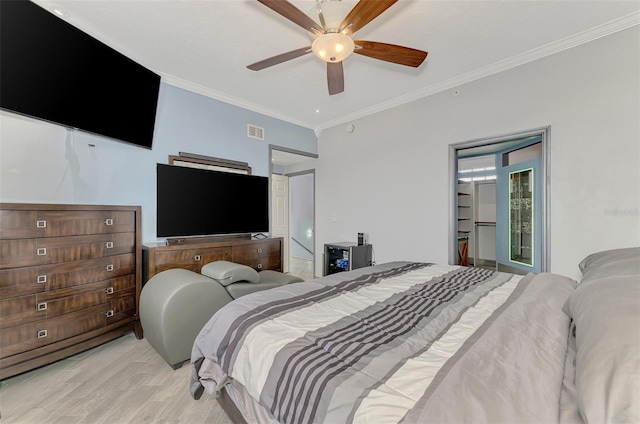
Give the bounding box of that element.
[257,248,263,254]
[37,275,47,284]
[36,302,47,311]
[257,263,263,270]
[105,287,114,295]
[105,219,113,226]
[194,255,201,261]
[105,241,114,249]
[106,310,114,318]
[36,248,47,256]
[37,329,48,339]
[106,264,114,272]
[36,220,47,228]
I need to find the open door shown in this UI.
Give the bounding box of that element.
[496,141,542,274]
[450,127,549,273]
[270,147,318,280]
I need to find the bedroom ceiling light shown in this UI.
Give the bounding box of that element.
[312,33,355,63]
[309,0,355,63]
[249,0,427,96]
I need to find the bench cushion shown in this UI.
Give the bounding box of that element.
[201,260,260,286]
[259,270,305,285]
[226,281,284,299]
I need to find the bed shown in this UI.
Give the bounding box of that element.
[190,248,639,423]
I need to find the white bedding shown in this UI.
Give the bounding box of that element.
[191,262,580,423]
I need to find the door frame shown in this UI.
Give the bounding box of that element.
[448,126,551,272]
[269,145,318,276]
[287,169,316,277]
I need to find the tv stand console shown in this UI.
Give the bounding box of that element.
[164,233,250,246]
[142,237,283,284]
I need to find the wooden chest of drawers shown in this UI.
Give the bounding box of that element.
[0,203,142,380]
[143,237,283,282]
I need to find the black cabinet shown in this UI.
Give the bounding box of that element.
[323,242,373,276]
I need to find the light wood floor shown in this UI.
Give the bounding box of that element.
[289,256,314,281]
[0,334,233,424]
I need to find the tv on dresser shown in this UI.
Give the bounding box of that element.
[156,164,269,239]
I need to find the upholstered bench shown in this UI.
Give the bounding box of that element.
[140,262,304,369]
[201,262,304,299]
[139,268,233,369]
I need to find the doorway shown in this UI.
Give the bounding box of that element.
[449,127,550,273]
[270,146,317,280]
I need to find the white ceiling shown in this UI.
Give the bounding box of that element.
[31,0,639,131]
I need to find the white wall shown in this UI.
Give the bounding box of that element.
[315,27,639,280]
[290,173,315,258]
[0,83,317,243]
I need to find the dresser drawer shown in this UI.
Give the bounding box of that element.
[0,275,135,330]
[108,274,136,295]
[0,295,46,329]
[0,267,45,298]
[0,210,135,239]
[0,210,44,239]
[41,290,107,319]
[0,265,136,302]
[0,304,111,358]
[107,291,136,325]
[42,254,135,291]
[232,240,282,271]
[154,247,231,274]
[0,233,135,270]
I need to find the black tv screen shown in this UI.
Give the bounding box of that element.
[0,0,160,149]
[157,164,269,238]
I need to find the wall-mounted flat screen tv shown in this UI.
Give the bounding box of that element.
[0,0,160,149]
[157,164,269,238]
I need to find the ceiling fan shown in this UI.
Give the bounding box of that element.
[247,0,428,95]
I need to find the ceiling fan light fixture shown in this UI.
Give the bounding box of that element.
[312,32,354,62]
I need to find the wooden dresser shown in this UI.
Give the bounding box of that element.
[143,237,283,283]
[0,203,142,380]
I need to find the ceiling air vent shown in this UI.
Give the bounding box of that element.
[247,124,265,141]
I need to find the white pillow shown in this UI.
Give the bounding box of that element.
[564,247,640,423]
[578,247,640,284]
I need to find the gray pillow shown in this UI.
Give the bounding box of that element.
[578,247,640,284]
[563,273,640,423]
[201,261,260,286]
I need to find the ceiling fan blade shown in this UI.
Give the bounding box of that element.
[340,0,398,35]
[354,40,428,67]
[327,62,344,95]
[247,47,312,71]
[257,0,322,33]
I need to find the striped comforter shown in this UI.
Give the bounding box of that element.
[190,262,578,423]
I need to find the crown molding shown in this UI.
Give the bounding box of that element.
[315,11,640,132]
[159,74,315,130]
[160,11,638,135]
